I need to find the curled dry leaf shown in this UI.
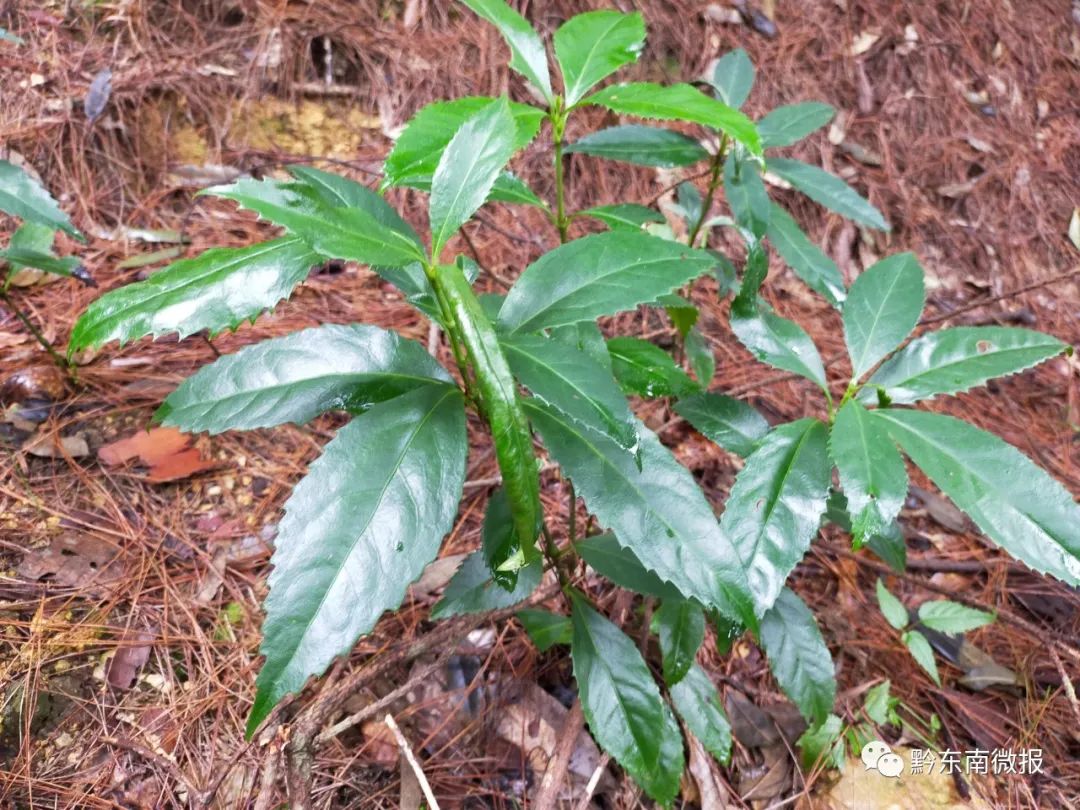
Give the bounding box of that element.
[16,533,121,592]
[23,431,90,458]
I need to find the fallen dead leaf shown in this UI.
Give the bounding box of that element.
[820,750,992,809]
[24,431,91,459]
[17,533,121,591]
[106,630,155,690]
[98,426,215,482]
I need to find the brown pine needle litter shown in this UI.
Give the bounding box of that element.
[1,1,1078,807]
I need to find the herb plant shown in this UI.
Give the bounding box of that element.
[70,2,1078,802]
[1,159,89,371]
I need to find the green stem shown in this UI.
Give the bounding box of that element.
[686,135,730,249]
[0,289,75,379]
[551,102,571,243]
[567,481,577,544]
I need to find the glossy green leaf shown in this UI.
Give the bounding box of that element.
[866,521,907,572]
[863,326,1067,405]
[0,160,82,240]
[607,337,699,399]
[654,599,705,686]
[875,579,909,630]
[383,97,543,188]
[843,253,925,379]
[863,680,898,725]
[674,392,769,459]
[579,203,666,231]
[528,400,756,625]
[685,327,715,385]
[669,664,732,765]
[767,158,889,231]
[758,102,834,148]
[707,49,755,108]
[830,400,908,542]
[902,630,940,685]
[498,232,717,334]
[672,181,703,231]
[69,238,320,351]
[724,151,770,238]
[720,419,832,616]
[584,82,762,155]
[766,203,845,307]
[248,384,467,735]
[873,409,1080,586]
[575,533,684,600]
[0,246,81,278]
[286,164,380,208]
[155,324,451,434]
[565,125,709,168]
[758,588,836,724]
[730,301,827,391]
[502,333,638,454]
[208,178,425,267]
[570,592,684,805]
[917,601,995,634]
[489,172,546,207]
[430,98,518,256]
[518,609,572,651]
[554,10,645,106]
[550,320,611,370]
[431,551,542,618]
[459,0,552,101]
[439,259,541,565]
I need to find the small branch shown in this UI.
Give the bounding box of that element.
[573,753,610,810]
[0,289,74,379]
[919,266,1080,326]
[384,713,441,810]
[531,699,585,810]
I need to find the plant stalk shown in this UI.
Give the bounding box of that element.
[0,289,74,378]
[551,103,571,243]
[687,134,730,248]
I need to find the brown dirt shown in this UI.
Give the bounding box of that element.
[1,1,1079,808]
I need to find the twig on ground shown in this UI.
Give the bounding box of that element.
[574,753,610,810]
[531,699,585,810]
[385,713,441,810]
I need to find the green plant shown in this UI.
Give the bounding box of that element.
[0,159,89,371]
[69,2,1078,802]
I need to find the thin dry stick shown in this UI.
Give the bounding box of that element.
[384,713,441,810]
[531,699,586,810]
[573,753,610,810]
[1047,643,1080,730]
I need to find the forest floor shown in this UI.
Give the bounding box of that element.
[1,1,1079,808]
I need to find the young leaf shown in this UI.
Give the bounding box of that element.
[565,125,709,168]
[723,151,771,238]
[607,337,699,399]
[766,203,845,307]
[902,630,940,685]
[674,392,769,459]
[657,293,698,338]
[480,487,528,588]
[706,49,755,109]
[429,98,518,256]
[383,97,543,188]
[843,253,925,379]
[863,326,1068,405]
[720,419,832,616]
[797,715,845,771]
[669,664,733,764]
[0,159,82,240]
[685,327,715,385]
[757,102,835,148]
[873,409,1080,587]
[527,401,756,626]
[0,246,82,278]
[208,178,425,267]
[917,601,995,634]
[575,533,684,600]
[875,579,909,630]
[767,157,889,231]
[459,0,552,101]
[248,384,467,736]
[501,333,638,454]
[730,301,828,392]
[497,232,718,334]
[431,551,542,618]
[579,203,666,231]
[69,238,320,352]
[155,324,451,434]
[866,521,907,573]
[759,589,836,724]
[673,181,703,233]
[830,400,908,542]
[584,82,762,155]
[653,599,705,686]
[863,680,897,725]
[569,592,684,805]
[554,10,645,106]
[488,172,547,207]
[517,609,572,651]
[438,259,541,566]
